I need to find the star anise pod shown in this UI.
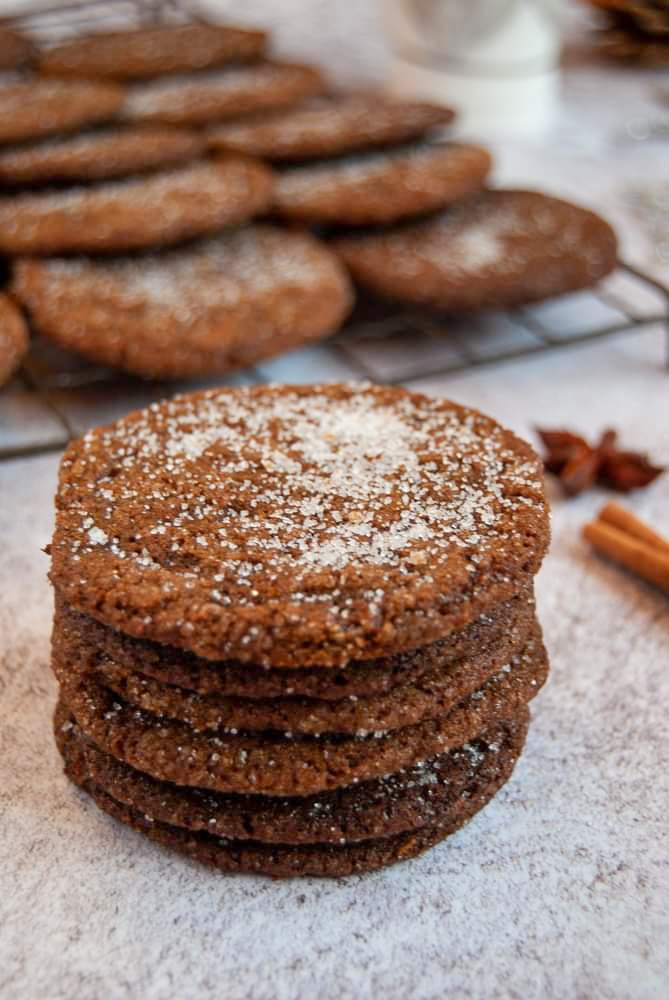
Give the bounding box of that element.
[536,427,664,497]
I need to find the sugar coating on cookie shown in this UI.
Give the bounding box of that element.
[208,95,455,160]
[51,383,549,664]
[124,62,325,127]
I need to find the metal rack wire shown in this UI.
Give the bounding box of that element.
[1,0,668,462]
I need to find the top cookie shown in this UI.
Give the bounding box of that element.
[0,79,123,146]
[207,96,455,160]
[51,384,549,667]
[37,23,266,81]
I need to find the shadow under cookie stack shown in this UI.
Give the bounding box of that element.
[50,383,550,877]
[0,16,618,389]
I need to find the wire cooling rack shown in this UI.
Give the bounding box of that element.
[1,0,668,461]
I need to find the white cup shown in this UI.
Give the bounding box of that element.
[381,0,564,135]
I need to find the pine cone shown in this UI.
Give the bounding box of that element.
[584,0,669,64]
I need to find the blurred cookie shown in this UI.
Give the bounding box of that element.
[0,79,123,145]
[38,23,266,80]
[0,293,28,385]
[123,62,325,127]
[0,26,34,70]
[208,95,455,160]
[333,189,618,311]
[13,225,352,378]
[0,159,273,254]
[273,142,491,225]
[0,126,205,186]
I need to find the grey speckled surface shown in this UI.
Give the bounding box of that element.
[1,4,669,998]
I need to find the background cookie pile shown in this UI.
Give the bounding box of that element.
[0,17,617,387]
[49,383,550,877]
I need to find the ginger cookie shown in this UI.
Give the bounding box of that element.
[207,95,455,160]
[56,698,527,848]
[333,189,618,311]
[0,126,205,186]
[0,159,273,254]
[123,63,325,128]
[54,605,536,736]
[38,23,267,81]
[0,79,123,146]
[13,226,351,378]
[49,383,549,666]
[0,293,28,386]
[53,588,535,701]
[52,630,547,797]
[0,27,34,70]
[273,142,491,225]
[63,740,517,877]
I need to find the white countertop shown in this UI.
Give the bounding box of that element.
[1,6,669,999]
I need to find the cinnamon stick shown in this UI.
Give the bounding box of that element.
[582,520,669,594]
[598,501,669,554]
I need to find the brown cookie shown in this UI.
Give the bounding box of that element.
[0,79,123,146]
[56,697,527,846]
[0,293,28,386]
[0,159,273,254]
[207,96,455,161]
[333,189,618,311]
[60,731,519,877]
[13,226,352,378]
[54,606,536,735]
[0,126,205,186]
[0,27,34,70]
[38,23,266,81]
[123,63,326,128]
[53,588,535,701]
[273,142,492,225]
[49,384,550,667]
[52,629,547,797]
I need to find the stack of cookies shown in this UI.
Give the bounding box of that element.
[0,21,353,382]
[50,382,550,877]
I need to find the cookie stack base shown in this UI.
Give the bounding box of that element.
[55,702,529,878]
